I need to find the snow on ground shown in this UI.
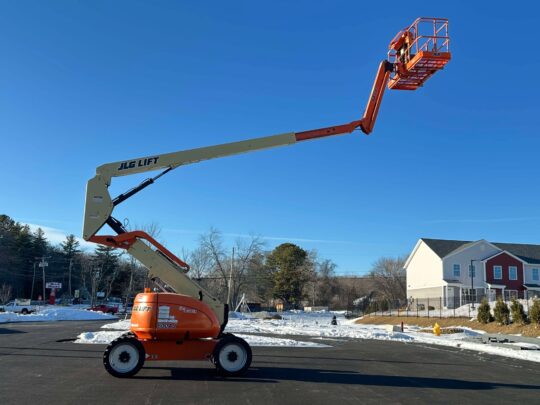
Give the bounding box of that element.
[75,330,330,347]
[73,310,540,362]
[0,307,117,323]
[76,330,126,344]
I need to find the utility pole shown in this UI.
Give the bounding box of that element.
[227,247,234,309]
[37,256,49,302]
[68,258,73,297]
[470,259,476,310]
[30,261,37,300]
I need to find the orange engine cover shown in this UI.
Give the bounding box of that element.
[130,292,221,340]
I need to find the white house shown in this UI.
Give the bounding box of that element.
[405,238,540,308]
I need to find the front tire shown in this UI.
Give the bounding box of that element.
[212,335,252,376]
[103,335,145,378]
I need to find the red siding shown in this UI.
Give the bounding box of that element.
[485,252,524,290]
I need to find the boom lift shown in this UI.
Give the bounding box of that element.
[83,17,450,377]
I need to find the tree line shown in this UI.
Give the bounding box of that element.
[0,215,407,309]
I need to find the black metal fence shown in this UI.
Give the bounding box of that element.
[358,291,537,318]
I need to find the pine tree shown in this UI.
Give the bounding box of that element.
[477,297,493,324]
[510,297,528,325]
[267,243,310,308]
[94,244,120,299]
[529,298,540,325]
[32,227,48,258]
[494,297,510,325]
[60,234,80,259]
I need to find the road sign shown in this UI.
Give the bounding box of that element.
[45,282,62,289]
[74,289,80,298]
[96,292,105,298]
[38,262,48,267]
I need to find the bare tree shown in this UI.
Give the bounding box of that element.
[229,235,264,309]
[186,246,214,280]
[369,256,407,302]
[198,228,264,308]
[0,283,12,304]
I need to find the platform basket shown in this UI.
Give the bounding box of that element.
[387,17,451,90]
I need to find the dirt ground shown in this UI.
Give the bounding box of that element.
[356,315,540,337]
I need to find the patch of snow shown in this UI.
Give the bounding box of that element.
[75,330,125,344]
[100,319,131,330]
[0,307,117,323]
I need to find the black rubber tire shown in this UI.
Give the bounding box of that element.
[103,335,145,378]
[212,334,252,377]
[21,308,29,315]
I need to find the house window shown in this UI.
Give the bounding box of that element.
[493,266,502,280]
[509,266,518,280]
[468,264,476,278]
[453,264,460,278]
[532,268,539,281]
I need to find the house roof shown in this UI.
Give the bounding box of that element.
[421,238,540,264]
[421,238,472,258]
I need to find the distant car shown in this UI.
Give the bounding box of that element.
[89,304,118,314]
[0,300,41,314]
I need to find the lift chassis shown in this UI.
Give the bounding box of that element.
[83,17,451,377]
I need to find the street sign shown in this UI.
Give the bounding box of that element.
[96,292,105,298]
[74,289,80,298]
[38,262,48,267]
[45,282,62,289]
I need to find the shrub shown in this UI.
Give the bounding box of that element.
[493,298,510,325]
[530,299,540,325]
[510,298,528,325]
[477,298,493,324]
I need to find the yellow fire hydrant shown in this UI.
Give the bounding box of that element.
[433,322,441,336]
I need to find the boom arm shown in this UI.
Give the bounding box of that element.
[82,60,394,329]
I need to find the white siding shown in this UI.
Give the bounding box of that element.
[442,240,500,287]
[406,240,443,291]
[524,264,540,284]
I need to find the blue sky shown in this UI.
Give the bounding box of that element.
[1,1,539,275]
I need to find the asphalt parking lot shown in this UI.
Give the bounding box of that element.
[1,321,540,404]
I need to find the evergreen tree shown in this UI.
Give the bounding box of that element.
[529,298,540,325]
[510,297,528,325]
[477,297,493,324]
[60,234,80,259]
[267,243,310,308]
[494,297,510,325]
[94,244,120,298]
[32,227,48,258]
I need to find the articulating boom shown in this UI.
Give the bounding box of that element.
[83,17,451,330]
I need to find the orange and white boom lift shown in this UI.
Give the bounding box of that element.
[83,17,450,377]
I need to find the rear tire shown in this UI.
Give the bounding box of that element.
[103,335,145,378]
[212,335,252,376]
[21,308,29,315]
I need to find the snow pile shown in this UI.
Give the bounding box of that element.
[0,307,117,323]
[100,319,131,330]
[76,331,125,344]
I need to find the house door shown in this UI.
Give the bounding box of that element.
[488,289,496,301]
[447,286,457,309]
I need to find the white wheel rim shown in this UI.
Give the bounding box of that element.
[218,342,247,373]
[109,342,139,373]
